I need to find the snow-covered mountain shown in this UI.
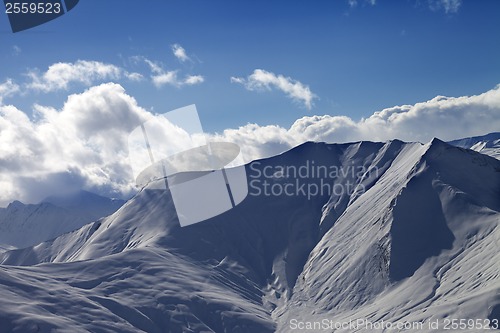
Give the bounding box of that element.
[0,138,499,332]
[0,190,125,249]
[449,132,500,160]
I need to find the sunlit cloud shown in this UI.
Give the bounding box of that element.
[27,60,123,92]
[172,43,191,62]
[144,58,204,88]
[231,69,317,110]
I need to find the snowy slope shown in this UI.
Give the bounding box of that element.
[0,139,499,332]
[449,132,500,160]
[0,191,125,249]
[281,139,500,332]
[42,190,125,222]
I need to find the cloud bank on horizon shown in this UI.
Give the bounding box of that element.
[1,76,499,206]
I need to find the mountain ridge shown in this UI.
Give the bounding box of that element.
[0,190,125,250]
[449,132,500,160]
[0,137,498,332]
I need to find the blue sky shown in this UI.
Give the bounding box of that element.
[1,0,500,205]
[1,0,499,132]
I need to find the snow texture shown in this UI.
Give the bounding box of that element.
[0,138,499,332]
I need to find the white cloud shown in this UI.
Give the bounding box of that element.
[185,75,204,85]
[211,123,298,164]
[144,59,204,88]
[21,57,202,93]
[230,76,245,84]
[0,79,20,103]
[24,60,146,92]
[231,69,317,110]
[27,60,123,92]
[212,84,500,163]
[143,59,163,75]
[171,44,190,62]
[12,45,21,56]
[151,70,179,88]
[428,0,461,13]
[2,82,500,206]
[0,83,151,206]
[126,72,144,82]
[348,0,376,8]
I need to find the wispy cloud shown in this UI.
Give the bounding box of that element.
[12,45,21,56]
[229,77,245,84]
[126,72,144,82]
[171,44,191,63]
[0,79,20,103]
[428,0,462,13]
[15,57,202,93]
[184,75,205,85]
[151,71,178,87]
[24,59,162,92]
[348,0,376,8]
[231,69,317,110]
[144,58,204,88]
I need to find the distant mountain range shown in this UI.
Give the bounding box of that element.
[0,135,498,332]
[0,190,124,249]
[449,132,500,159]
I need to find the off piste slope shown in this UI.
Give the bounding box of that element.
[449,132,500,160]
[0,190,125,249]
[281,139,500,332]
[0,138,499,332]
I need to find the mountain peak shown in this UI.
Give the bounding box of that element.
[0,137,499,332]
[449,132,500,148]
[430,137,445,144]
[6,200,24,210]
